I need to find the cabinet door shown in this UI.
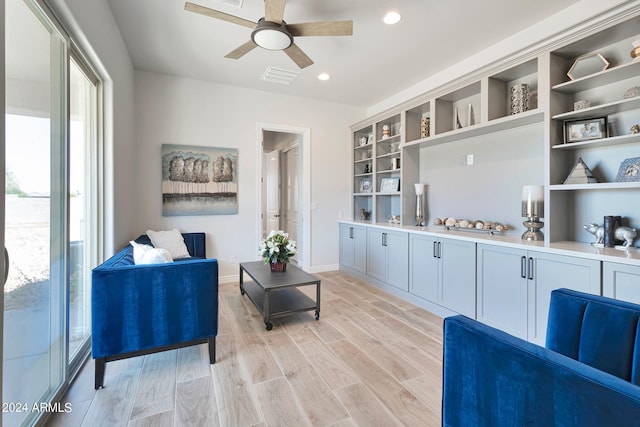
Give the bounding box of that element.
[476,244,528,339]
[352,226,367,274]
[439,238,476,318]
[386,231,409,291]
[409,234,438,302]
[528,252,601,346]
[339,224,356,268]
[603,262,640,304]
[366,228,387,282]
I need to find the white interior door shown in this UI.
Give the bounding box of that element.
[265,149,280,232]
[284,146,302,264]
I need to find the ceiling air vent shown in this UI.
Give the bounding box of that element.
[218,0,244,8]
[261,66,300,85]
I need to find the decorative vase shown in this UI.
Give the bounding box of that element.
[270,261,287,272]
[414,183,425,226]
[511,83,530,115]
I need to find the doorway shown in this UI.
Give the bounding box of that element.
[258,124,310,271]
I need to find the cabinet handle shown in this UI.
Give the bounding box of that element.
[528,257,534,280]
[349,227,353,239]
[438,242,442,259]
[382,233,387,247]
[433,241,437,258]
[521,256,526,279]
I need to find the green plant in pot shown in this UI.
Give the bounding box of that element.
[259,230,297,272]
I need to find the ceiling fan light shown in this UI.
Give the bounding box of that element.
[252,21,293,50]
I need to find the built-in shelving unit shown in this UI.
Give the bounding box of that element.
[547,13,640,243]
[350,8,640,249]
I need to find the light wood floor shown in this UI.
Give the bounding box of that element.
[46,271,443,427]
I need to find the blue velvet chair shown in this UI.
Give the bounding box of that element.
[91,232,218,389]
[443,288,640,426]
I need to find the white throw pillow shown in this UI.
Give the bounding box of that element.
[146,229,191,259]
[129,241,173,265]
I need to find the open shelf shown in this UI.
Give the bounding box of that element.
[550,182,640,191]
[552,59,640,94]
[404,109,543,149]
[552,96,640,121]
[552,133,640,150]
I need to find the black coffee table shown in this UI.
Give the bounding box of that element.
[239,261,321,330]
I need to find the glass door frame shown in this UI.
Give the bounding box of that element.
[3,0,104,423]
[67,41,101,379]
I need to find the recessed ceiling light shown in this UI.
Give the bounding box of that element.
[383,11,401,25]
[318,73,330,81]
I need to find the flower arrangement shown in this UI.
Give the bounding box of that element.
[259,230,297,265]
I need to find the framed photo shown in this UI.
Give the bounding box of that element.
[380,177,400,193]
[359,178,371,193]
[564,117,607,143]
[367,134,374,145]
[615,157,640,182]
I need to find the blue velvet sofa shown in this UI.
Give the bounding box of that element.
[91,232,218,389]
[443,288,640,426]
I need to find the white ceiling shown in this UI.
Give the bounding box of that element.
[106,0,581,108]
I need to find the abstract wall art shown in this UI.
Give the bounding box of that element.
[161,144,238,216]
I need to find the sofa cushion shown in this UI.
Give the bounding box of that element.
[146,229,191,259]
[579,303,639,381]
[130,241,173,265]
[547,289,640,386]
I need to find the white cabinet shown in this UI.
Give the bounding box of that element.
[476,245,528,338]
[409,234,476,317]
[367,227,408,290]
[339,223,367,274]
[603,262,640,304]
[409,234,438,302]
[477,244,600,344]
[530,251,600,345]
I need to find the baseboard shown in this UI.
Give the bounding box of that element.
[338,265,457,319]
[309,264,339,274]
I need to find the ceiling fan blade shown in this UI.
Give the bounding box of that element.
[264,0,286,24]
[284,43,314,69]
[184,2,256,29]
[224,40,258,59]
[287,21,353,37]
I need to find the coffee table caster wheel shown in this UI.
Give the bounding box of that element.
[265,322,273,331]
[315,312,320,320]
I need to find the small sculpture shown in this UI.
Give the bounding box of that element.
[584,223,638,247]
[382,125,390,139]
[360,209,370,221]
[631,124,640,134]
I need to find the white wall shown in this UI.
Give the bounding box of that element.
[48,0,136,255]
[133,71,364,280]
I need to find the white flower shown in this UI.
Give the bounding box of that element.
[260,229,297,264]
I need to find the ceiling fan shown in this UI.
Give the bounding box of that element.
[184,0,353,69]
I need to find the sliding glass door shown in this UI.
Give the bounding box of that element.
[3,0,101,425]
[4,0,66,425]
